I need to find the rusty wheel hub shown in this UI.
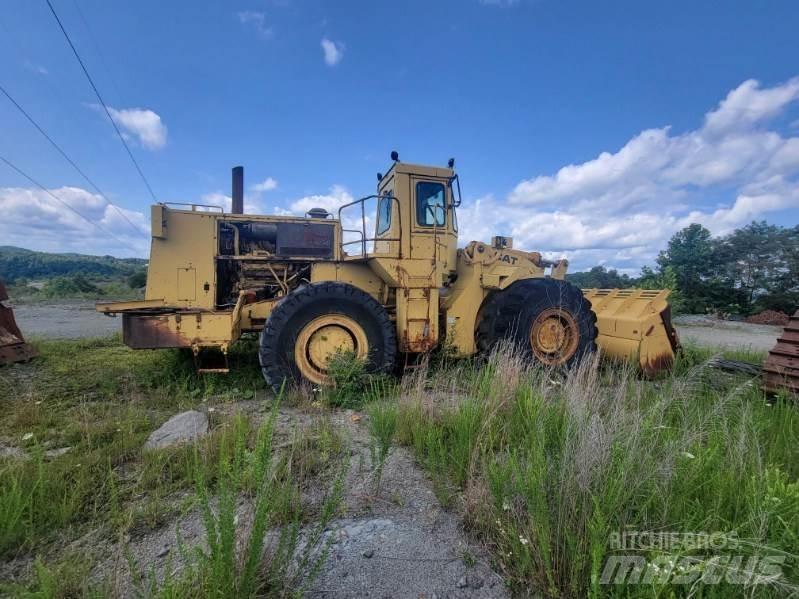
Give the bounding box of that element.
[529,308,580,365]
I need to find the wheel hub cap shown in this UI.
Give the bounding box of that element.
[295,315,369,385]
[530,308,579,365]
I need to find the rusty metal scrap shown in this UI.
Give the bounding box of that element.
[763,310,799,397]
[0,280,37,365]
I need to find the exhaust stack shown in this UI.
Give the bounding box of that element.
[231,166,244,214]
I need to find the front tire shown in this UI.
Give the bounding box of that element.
[259,282,397,392]
[476,278,597,367]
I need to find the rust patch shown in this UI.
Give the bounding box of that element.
[763,310,799,397]
[0,280,37,365]
[123,314,191,349]
[641,352,674,378]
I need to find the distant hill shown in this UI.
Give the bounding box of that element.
[0,246,147,282]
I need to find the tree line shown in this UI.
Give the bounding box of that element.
[567,221,799,315]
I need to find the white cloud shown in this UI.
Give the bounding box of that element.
[703,78,799,136]
[106,107,168,150]
[201,192,263,214]
[0,186,148,257]
[290,185,353,214]
[320,38,344,66]
[479,0,520,6]
[250,177,278,193]
[23,61,48,76]
[473,78,799,271]
[237,11,273,38]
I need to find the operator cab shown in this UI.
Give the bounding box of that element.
[340,152,460,278]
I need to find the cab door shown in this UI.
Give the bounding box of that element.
[410,177,458,280]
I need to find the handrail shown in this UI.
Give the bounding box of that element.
[338,194,402,258]
[161,202,224,213]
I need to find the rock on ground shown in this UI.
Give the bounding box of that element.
[144,410,208,450]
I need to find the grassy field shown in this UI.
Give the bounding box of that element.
[393,347,799,597]
[0,336,346,597]
[0,336,797,597]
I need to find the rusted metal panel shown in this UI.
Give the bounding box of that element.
[0,280,37,365]
[123,314,192,349]
[763,310,799,396]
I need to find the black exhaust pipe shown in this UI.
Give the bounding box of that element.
[231,166,244,214]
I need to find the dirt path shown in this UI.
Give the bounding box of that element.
[91,404,506,598]
[674,316,781,353]
[309,410,505,598]
[12,300,120,339]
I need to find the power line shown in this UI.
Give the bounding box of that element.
[0,153,142,254]
[70,0,127,108]
[0,83,146,239]
[44,0,158,203]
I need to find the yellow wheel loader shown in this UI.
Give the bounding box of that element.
[97,154,679,389]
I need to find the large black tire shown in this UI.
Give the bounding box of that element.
[476,278,597,367]
[259,282,397,392]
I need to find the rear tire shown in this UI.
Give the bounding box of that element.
[476,278,597,367]
[259,282,397,392]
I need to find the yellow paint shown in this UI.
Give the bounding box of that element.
[294,314,369,385]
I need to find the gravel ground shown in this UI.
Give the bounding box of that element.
[83,405,506,598]
[673,315,782,353]
[12,300,121,339]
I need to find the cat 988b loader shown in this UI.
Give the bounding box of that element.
[97,153,679,389]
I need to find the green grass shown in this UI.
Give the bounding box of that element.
[395,344,798,597]
[2,335,796,597]
[0,335,269,559]
[367,400,398,495]
[126,404,346,598]
[0,335,350,597]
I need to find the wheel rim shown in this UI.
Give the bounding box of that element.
[529,308,580,365]
[294,315,369,385]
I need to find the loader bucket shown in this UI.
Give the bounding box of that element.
[0,280,37,366]
[583,288,679,376]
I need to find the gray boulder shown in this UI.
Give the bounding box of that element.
[144,410,209,450]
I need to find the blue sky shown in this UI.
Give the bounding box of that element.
[1,0,798,273]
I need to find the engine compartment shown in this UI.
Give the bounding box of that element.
[214,218,336,307]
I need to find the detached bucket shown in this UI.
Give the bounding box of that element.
[583,288,680,376]
[762,310,799,397]
[0,280,37,366]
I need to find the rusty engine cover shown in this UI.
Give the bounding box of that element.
[763,310,799,397]
[0,280,37,365]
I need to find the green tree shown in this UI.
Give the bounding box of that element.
[42,274,104,298]
[656,224,716,313]
[127,269,147,289]
[637,265,684,313]
[567,265,634,289]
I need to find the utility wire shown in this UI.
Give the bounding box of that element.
[70,0,127,108]
[0,83,146,238]
[44,0,158,203]
[0,153,141,254]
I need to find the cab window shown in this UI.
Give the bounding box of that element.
[376,192,392,235]
[415,182,446,227]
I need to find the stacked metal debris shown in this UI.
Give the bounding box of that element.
[763,310,799,397]
[0,280,37,365]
